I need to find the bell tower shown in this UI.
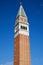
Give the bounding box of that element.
[14,2,31,65]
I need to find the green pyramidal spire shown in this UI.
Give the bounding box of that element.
[17,3,27,18]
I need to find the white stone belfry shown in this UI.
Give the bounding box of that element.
[14,3,29,38]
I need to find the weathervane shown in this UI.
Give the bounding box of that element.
[20,0,22,5]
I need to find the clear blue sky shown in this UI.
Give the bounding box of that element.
[0,0,43,65]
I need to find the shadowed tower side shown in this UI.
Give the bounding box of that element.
[14,2,31,65]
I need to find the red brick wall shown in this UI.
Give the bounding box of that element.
[14,34,31,65]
